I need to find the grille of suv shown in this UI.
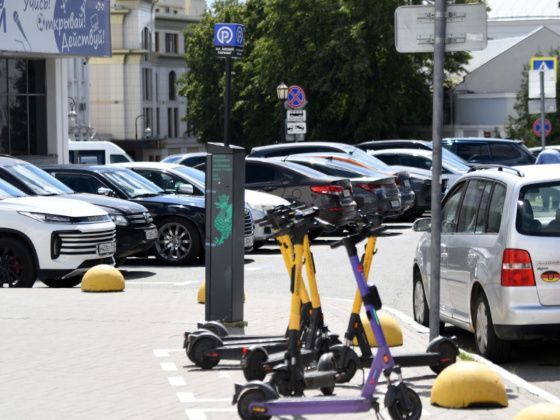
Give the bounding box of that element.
[127,212,153,226]
[52,228,116,257]
[244,208,254,236]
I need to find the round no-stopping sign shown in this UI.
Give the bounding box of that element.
[533,118,552,137]
[287,85,306,109]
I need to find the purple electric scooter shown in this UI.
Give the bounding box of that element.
[233,221,422,420]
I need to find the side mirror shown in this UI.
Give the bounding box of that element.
[412,217,431,232]
[177,184,194,195]
[97,187,115,197]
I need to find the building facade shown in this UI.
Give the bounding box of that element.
[88,0,205,161]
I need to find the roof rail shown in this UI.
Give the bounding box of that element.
[467,164,524,177]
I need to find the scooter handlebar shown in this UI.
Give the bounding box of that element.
[330,224,386,249]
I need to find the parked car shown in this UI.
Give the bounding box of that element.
[442,138,535,166]
[529,145,560,158]
[114,162,283,249]
[162,152,207,168]
[412,165,560,361]
[275,155,402,218]
[42,165,206,265]
[368,148,469,191]
[248,142,418,215]
[357,139,469,167]
[69,140,133,164]
[0,156,157,264]
[0,177,116,288]
[244,158,357,233]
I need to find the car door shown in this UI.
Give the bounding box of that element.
[439,182,467,317]
[447,179,493,321]
[245,162,285,198]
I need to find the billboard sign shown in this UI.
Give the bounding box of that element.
[0,0,111,57]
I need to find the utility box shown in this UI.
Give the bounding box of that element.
[204,143,246,323]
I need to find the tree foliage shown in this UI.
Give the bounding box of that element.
[506,49,560,146]
[179,0,471,148]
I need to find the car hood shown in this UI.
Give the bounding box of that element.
[136,194,205,209]
[245,189,290,207]
[64,193,149,214]
[1,196,108,217]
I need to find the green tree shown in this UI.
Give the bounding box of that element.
[180,0,471,148]
[506,50,560,147]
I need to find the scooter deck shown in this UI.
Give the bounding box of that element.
[358,351,442,369]
[263,347,317,369]
[260,395,374,416]
[213,341,289,361]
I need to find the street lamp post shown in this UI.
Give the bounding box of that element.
[276,82,288,143]
[135,114,144,141]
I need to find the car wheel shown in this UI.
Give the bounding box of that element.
[473,293,511,362]
[155,217,201,265]
[42,277,82,288]
[0,238,36,288]
[413,270,429,327]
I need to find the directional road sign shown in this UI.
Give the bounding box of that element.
[287,110,306,122]
[287,85,307,109]
[213,23,244,58]
[287,122,307,134]
[395,4,487,53]
[533,118,552,137]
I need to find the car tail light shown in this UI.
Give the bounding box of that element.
[501,249,535,287]
[310,185,344,195]
[394,177,402,186]
[358,183,387,198]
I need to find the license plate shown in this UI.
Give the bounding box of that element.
[244,235,254,248]
[98,242,116,256]
[404,180,411,188]
[391,200,400,208]
[343,189,351,197]
[145,228,158,240]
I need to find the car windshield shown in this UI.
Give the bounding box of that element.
[100,168,164,199]
[292,160,363,178]
[175,166,205,189]
[443,158,470,173]
[345,147,392,170]
[5,163,74,195]
[517,182,560,236]
[162,155,182,163]
[0,178,26,199]
[282,161,332,178]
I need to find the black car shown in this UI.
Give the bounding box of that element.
[0,156,157,263]
[42,165,205,266]
[245,158,357,231]
[276,155,402,218]
[441,138,535,166]
[162,152,208,168]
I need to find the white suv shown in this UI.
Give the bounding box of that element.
[413,165,560,361]
[0,179,116,288]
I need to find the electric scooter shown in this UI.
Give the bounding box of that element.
[323,224,458,383]
[233,217,422,420]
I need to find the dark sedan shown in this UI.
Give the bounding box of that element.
[275,155,401,218]
[42,165,205,266]
[245,158,357,231]
[0,156,157,263]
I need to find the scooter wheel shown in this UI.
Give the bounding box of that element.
[387,387,422,420]
[243,349,268,381]
[200,321,229,337]
[429,340,457,375]
[191,337,219,369]
[270,371,304,397]
[237,389,271,420]
[338,358,358,383]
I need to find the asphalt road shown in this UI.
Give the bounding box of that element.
[119,222,560,399]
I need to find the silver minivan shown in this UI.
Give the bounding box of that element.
[413,165,560,361]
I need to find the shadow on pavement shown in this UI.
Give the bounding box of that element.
[120,270,156,280]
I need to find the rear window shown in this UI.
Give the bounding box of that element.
[517,182,560,236]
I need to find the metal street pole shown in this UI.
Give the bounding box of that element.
[540,68,546,151]
[430,0,446,341]
[224,57,232,147]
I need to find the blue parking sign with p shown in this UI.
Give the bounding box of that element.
[214,23,244,47]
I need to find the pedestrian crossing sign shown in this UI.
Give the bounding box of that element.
[530,56,557,73]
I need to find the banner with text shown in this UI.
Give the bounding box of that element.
[0,0,111,57]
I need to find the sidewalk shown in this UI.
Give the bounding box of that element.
[0,283,549,420]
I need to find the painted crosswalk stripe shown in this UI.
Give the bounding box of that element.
[169,376,186,386]
[178,392,231,403]
[161,362,177,371]
[185,408,236,420]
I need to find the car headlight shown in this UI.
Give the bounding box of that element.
[19,212,72,224]
[110,213,129,226]
[247,203,273,213]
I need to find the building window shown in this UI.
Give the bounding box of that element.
[156,108,160,136]
[143,107,153,135]
[155,32,160,52]
[142,68,152,101]
[167,107,173,137]
[174,107,179,138]
[168,71,176,101]
[165,33,178,53]
[0,59,47,155]
[142,27,151,50]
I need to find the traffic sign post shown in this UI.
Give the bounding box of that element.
[533,118,552,137]
[284,85,307,141]
[527,56,557,151]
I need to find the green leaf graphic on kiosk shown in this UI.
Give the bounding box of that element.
[213,194,232,246]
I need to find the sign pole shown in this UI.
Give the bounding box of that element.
[540,68,546,151]
[429,0,446,341]
[224,57,232,147]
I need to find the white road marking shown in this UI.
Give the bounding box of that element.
[218,371,231,378]
[153,348,184,357]
[169,376,186,386]
[245,266,262,272]
[129,280,199,286]
[186,409,236,419]
[326,297,560,405]
[161,362,177,371]
[178,392,231,403]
